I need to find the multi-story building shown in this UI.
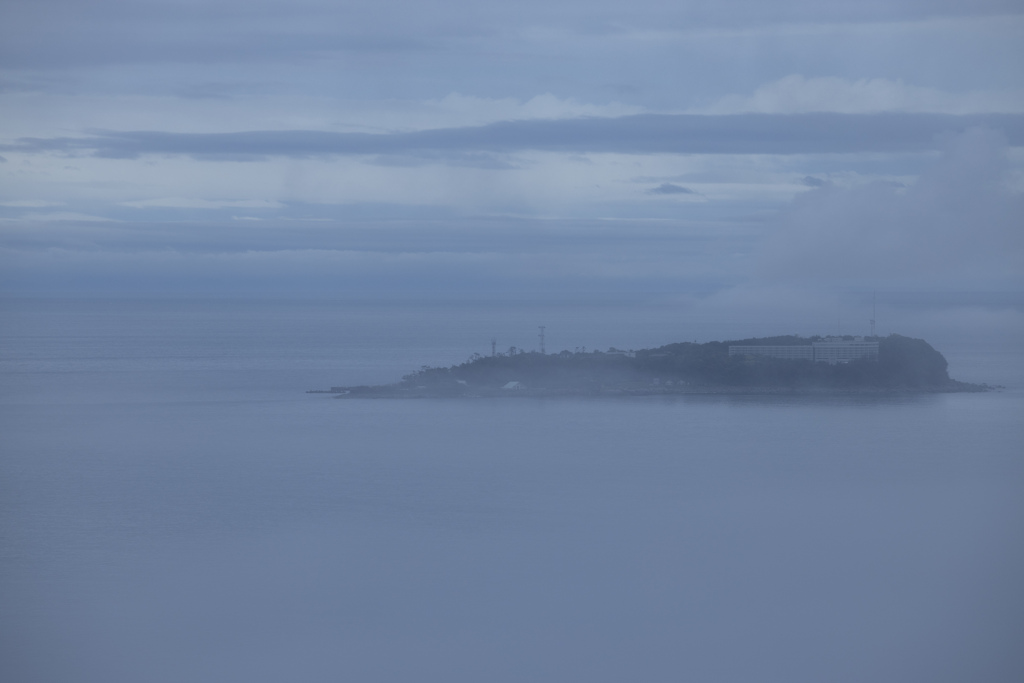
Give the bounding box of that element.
[728,337,879,364]
[727,345,814,361]
[810,338,880,364]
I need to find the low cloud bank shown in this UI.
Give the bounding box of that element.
[5,113,1024,160]
[758,128,1023,290]
[1,132,1019,306]
[698,75,1024,116]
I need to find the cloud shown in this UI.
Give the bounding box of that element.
[0,200,64,207]
[363,151,519,170]
[5,113,1023,161]
[427,93,644,126]
[2,211,115,222]
[0,214,752,295]
[695,75,1024,115]
[2,1,1019,71]
[800,176,827,188]
[758,128,1024,289]
[648,183,695,195]
[120,198,284,209]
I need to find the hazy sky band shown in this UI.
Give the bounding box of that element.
[1,0,1022,297]
[7,113,1023,160]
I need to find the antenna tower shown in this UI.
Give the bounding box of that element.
[491,338,497,357]
[870,291,876,338]
[538,326,546,354]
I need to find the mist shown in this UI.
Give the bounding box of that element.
[2,1,1023,682]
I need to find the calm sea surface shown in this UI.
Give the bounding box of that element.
[2,297,1022,683]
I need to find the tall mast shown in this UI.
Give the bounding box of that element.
[870,291,876,337]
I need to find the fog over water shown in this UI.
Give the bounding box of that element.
[2,297,1023,682]
[2,0,1023,679]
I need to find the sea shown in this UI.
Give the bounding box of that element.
[2,295,1022,683]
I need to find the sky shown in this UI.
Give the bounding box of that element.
[1,0,1022,304]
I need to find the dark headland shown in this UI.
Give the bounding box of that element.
[318,334,990,398]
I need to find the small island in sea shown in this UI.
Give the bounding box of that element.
[318,334,989,398]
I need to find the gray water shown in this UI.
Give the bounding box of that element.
[2,297,1023,683]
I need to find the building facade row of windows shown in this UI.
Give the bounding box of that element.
[728,340,879,365]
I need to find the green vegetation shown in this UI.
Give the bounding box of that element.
[334,334,982,397]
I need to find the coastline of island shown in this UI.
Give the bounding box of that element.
[313,334,994,399]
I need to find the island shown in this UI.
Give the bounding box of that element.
[317,334,989,398]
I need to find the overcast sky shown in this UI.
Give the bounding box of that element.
[1,0,1022,301]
